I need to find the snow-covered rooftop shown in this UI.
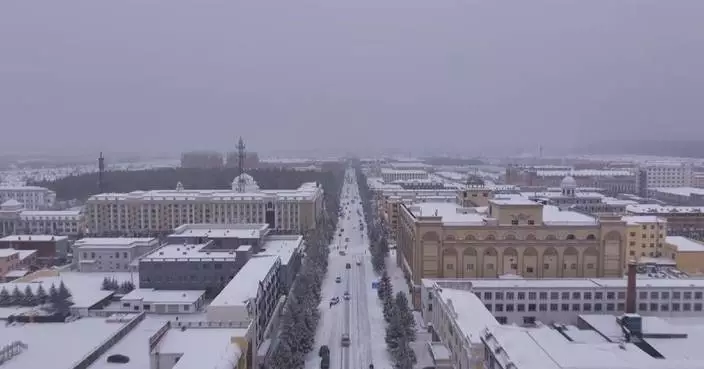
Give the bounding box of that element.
[665,236,704,252]
[209,256,279,308]
[626,204,704,214]
[141,242,237,261]
[437,287,498,342]
[621,215,666,225]
[428,277,704,290]
[88,317,168,369]
[650,187,704,197]
[155,326,247,369]
[121,288,205,304]
[258,235,304,265]
[541,205,597,226]
[0,235,68,242]
[0,317,128,369]
[74,237,158,249]
[407,202,486,226]
[170,223,270,240]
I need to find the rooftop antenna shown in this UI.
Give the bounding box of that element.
[98,152,105,193]
[237,137,247,193]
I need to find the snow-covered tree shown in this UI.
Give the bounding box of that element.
[385,307,405,350]
[10,286,24,306]
[0,287,10,306]
[377,270,392,301]
[391,335,417,369]
[35,284,48,304]
[383,293,395,323]
[101,277,112,290]
[119,281,135,294]
[58,281,72,301]
[23,285,37,306]
[270,340,295,369]
[395,292,416,341]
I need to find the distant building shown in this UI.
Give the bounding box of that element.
[0,185,56,210]
[84,174,324,235]
[0,200,84,237]
[622,215,667,262]
[646,187,704,206]
[639,161,693,188]
[180,150,224,169]
[664,236,704,274]
[74,237,159,272]
[0,235,69,265]
[626,204,704,240]
[505,166,638,196]
[225,150,260,169]
[0,249,37,281]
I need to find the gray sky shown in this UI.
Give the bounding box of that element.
[1,0,703,157]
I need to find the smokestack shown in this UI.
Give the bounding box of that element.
[626,260,637,314]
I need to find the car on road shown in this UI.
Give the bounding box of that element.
[343,292,351,300]
[341,333,351,347]
[346,263,351,269]
[335,276,342,283]
[356,259,361,266]
[345,237,350,242]
[339,250,346,256]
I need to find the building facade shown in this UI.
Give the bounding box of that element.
[505,167,638,196]
[0,235,69,265]
[74,237,159,272]
[626,204,704,241]
[640,162,693,188]
[0,186,56,210]
[397,181,628,307]
[84,174,324,235]
[0,200,84,237]
[622,216,667,262]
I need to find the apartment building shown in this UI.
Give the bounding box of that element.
[84,174,323,235]
[646,187,704,206]
[626,204,704,240]
[0,200,84,237]
[639,162,694,188]
[622,216,667,262]
[0,185,56,210]
[74,237,159,272]
[0,249,36,281]
[396,178,628,307]
[663,236,704,274]
[380,168,429,182]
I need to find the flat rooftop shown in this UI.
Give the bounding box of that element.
[621,215,665,225]
[14,271,135,308]
[74,237,157,248]
[88,317,168,369]
[542,205,597,226]
[141,242,237,261]
[0,317,127,369]
[121,288,205,304]
[626,204,704,214]
[209,256,279,308]
[170,223,270,240]
[258,235,304,265]
[666,236,704,252]
[437,287,498,342]
[0,235,68,242]
[407,202,486,226]
[427,277,704,290]
[155,326,248,369]
[651,187,704,197]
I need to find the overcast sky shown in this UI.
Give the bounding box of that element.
[1,0,703,157]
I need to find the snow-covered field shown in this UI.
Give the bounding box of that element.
[305,168,398,369]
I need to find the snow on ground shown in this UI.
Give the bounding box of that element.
[386,249,410,300]
[305,168,393,369]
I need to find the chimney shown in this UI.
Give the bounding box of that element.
[626,260,637,314]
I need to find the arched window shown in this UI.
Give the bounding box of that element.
[566,234,575,240]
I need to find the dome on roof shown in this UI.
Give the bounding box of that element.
[561,175,577,188]
[232,173,260,192]
[0,199,24,211]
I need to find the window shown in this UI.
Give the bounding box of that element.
[673,291,681,299]
[495,292,504,300]
[672,303,680,311]
[183,305,190,311]
[572,292,581,299]
[122,303,130,307]
[684,303,692,311]
[684,292,692,300]
[539,292,548,300]
[143,304,151,311]
[523,316,536,325]
[584,292,592,300]
[639,291,648,299]
[583,303,592,311]
[506,292,515,300]
[561,292,570,300]
[594,303,603,312]
[550,303,558,311]
[528,292,537,300]
[662,292,670,299]
[639,303,648,311]
[506,304,514,312]
[519,292,528,300]
[484,292,492,300]
[528,220,535,225]
[617,303,625,311]
[466,264,474,270]
[572,304,580,311]
[517,304,525,312]
[526,267,534,273]
[446,264,454,270]
[528,304,536,312]
[618,292,626,300]
[650,292,659,299]
[550,292,559,299]
[511,220,519,225]
[650,303,658,311]
[606,303,615,311]
[695,303,703,311]
[595,292,603,299]
[561,304,569,311]
[539,304,547,311]
[496,316,508,324]
[696,292,703,299]
[495,304,504,312]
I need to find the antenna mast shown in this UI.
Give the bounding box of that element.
[237,137,247,192]
[98,152,105,193]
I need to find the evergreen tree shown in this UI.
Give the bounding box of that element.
[101,277,113,290]
[49,283,58,301]
[36,284,48,304]
[10,286,24,306]
[385,309,405,350]
[391,335,417,369]
[58,281,72,301]
[383,294,395,323]
[270,340,295,369]
[23,285,37,306]
[377,270,392,301]
[395,292,416,341]
[119,281,135,294]
[0,287,10,306]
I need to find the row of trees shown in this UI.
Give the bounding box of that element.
[268,165,345,369]
[355,165,417,369]
[101,277,136,294]
[0,282,73,313]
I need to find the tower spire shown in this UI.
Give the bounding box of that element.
[236,137,247,193]
[98,152,105,193]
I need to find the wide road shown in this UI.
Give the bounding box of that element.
[306,168,376,369]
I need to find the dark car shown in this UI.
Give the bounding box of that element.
[346,263,351,269]
[319,345,330,357]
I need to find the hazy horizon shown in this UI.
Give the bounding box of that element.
[2,0,703,157]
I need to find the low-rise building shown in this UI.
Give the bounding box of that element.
[626,204,704,240]
[74,237,159,272]
[664,236,704,275]
[647,187,704,206]
[0,249,36,281]
[119,288,206,314]
[0,235,69,265]
[0,185,56,210]
[0,200,84,237]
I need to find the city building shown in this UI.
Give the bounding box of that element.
[663,236,704,274]
[526,177,636,215]
[207,255,282,347]
[380,168,429,182]
[397,179,629,307]
[626,204,704,240]
[646,187,704,206]
[0,185,56,210]
[179,150,224,168]
[505,167,638,196]
[622,215,667,262]
[0,249,37,281]
[420,270,704,369]
[639,161,694,188]
[0,200,85,237]
[74,237,159,272]
[138,241,246,296]
[119,288,206,314]
[84,174,324,235]
[0,235,69,265]
[226,150,260,169]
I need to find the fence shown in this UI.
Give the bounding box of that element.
[168,320,251,329]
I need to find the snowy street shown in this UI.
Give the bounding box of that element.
[306,168,392,369]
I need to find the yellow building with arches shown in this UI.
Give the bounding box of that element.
[396,195,628,307]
